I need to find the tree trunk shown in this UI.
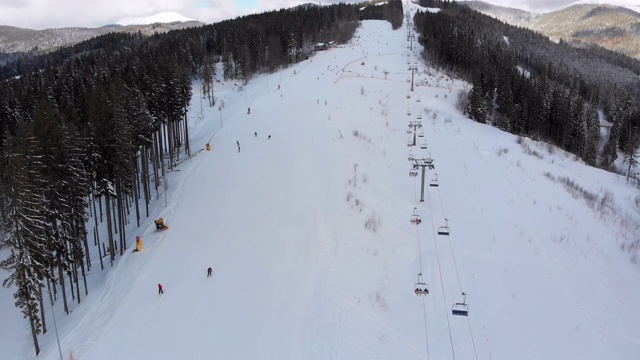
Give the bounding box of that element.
[29,311,40,356]
[56,257,69,315]
[105,195,115,265]
[133,153,141,227]
[81,258,89,296]
[184,103,191,157]
[39,283,47,334]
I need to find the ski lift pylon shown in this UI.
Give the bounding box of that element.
[414,273,429,296]
[437,218,450,235]
[410,207,422,225]
[452,292,469,316]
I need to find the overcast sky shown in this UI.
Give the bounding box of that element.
[0,0,593,30]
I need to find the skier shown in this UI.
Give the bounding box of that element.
[268,135,271,140]
[254,132,257,137]
[158,283,164,295]
[207,267,213,277]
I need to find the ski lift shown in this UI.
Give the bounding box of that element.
[418,130,424,138]
[406,128,412,134]
[420,141,427,150]
[407,110,412,116]
[407,138,414,147]
[425,155,435,169]
[437,219,450,235]
[410,208,422,225]
[414,273,430,296]
[416,95,421,102]
[429,174,439,187]
[408,151,414,161]
[417,113,422,120]
[409,169,418,177]
[452,292,469,316]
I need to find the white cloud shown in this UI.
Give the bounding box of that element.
[0,0,243,29]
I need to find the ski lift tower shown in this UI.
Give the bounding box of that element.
[409,62,418,91]
[408,120,422,147]
[413,155,435,202]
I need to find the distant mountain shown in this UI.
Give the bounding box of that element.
[0,14,204,55]
[573,0,640,14]
[116,11,195,26]
[465,1,640,60]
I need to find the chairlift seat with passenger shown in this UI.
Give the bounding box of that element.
[410,207,422,225]
[414,273,430,296]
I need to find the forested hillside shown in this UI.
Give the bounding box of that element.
[415,0,640,171]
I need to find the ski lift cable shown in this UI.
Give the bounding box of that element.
[415,215,424,273]
[421,296,431,360]
[415,225,430,360]
[430,169,480,360]
[466,317,480,360]
[413,183,430,359]
[425,188,457,360]
[437,184,447,220]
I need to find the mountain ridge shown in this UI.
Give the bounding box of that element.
[0,13,204,55]
[465,1,640,60]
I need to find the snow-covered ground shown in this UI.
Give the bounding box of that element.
[2,3,640,359]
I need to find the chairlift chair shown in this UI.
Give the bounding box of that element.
[410,207,422,225]
[429,174,439,187]
[437,219,450,235]
[414,273,430,296]
[417,113,422,120]
[452,292,469,316]
[420,141,427,150]
[418,131,424,138]
[406,128,412,134]
[406,109,412,116]
[408,151,414,161]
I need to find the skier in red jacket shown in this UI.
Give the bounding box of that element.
[158,284,164,295]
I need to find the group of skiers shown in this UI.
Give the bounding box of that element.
[236,133,271,152]
[158,267,213,295]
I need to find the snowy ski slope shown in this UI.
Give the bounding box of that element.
[2,3,640,359]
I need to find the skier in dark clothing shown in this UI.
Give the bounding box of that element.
[207,267,213,277]
[158,283,164,295]
[254,132,257,137]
